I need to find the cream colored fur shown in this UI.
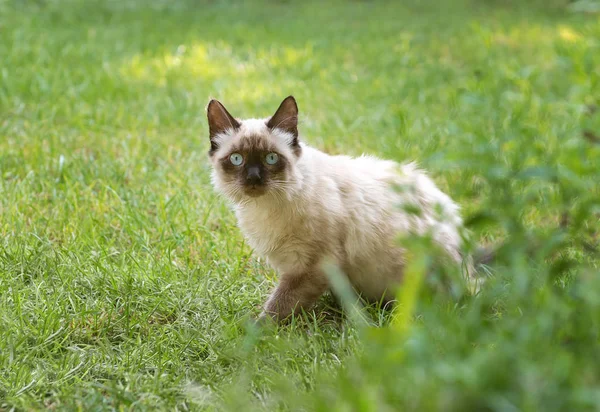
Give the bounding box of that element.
[208,98,473,321]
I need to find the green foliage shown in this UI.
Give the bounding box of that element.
[1,0,599,410]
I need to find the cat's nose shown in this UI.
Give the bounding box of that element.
[246,167,262,185]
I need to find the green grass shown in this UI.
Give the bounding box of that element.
[1,0,600,410]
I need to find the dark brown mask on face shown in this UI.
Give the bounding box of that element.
[207,96,301,199]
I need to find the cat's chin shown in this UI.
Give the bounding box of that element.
[243,186,267,198]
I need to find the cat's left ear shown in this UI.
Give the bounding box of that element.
[206,99,241,154]
[266,96,299,147]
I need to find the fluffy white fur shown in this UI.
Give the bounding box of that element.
[208,97,474,320]
[215,149,467,294]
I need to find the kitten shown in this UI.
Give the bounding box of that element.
[207,96,475,321]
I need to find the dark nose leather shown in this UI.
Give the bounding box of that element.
[246,167,262,184]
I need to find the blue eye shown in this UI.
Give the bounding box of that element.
[229,153,243,166]
[265,153,279,165]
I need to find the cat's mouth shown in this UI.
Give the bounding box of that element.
[244,184,267,197]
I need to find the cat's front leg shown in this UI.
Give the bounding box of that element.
[259,270,328,322]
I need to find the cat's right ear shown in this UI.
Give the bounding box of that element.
[267,96,299,146]
[206,99,241,154]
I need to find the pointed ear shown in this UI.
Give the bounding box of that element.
[206,99,241,153]
[266,96,299,146]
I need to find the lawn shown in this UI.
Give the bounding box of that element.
[1,0,600,410]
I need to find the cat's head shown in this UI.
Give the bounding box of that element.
[206,96,303,203]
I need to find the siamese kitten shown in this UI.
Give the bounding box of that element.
[207,96,475,321]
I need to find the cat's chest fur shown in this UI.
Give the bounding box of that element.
[234,200,322,273]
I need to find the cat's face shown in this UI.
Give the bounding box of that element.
[207,96,302,202]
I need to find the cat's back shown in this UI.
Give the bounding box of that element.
[299,146,400,197]
[302,146,464,267]
[302,147,414,216]
[309,150,461,227]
